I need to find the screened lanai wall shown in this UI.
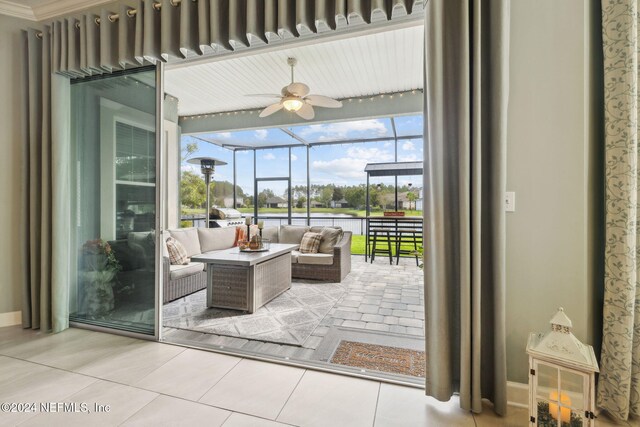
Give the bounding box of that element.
[177,108,424,236]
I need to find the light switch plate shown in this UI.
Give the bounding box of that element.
[505,192,515,212]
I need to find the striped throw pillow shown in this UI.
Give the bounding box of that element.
[299,232,322,254]
[166,237,189,265]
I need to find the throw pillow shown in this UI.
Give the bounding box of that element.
[166,237,189,265]
[299,232,322,254]
[317,227,343,254]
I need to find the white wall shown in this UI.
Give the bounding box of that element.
[0,15,41,320]
[506,0,602,383]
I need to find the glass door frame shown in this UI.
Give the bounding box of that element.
[67,64,163,341]
[154,62,165,341]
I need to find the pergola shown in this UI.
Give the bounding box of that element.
[364,161,424,217]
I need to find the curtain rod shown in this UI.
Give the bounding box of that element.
[35,0,193,39]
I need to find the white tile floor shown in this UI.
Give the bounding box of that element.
[0,326,632,427]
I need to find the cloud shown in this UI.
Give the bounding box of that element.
[218,132,231,138]
[291,153,298,161]
[312,147,394,180]
[181,163,200,174]
[398,154,419,162]
[402,141,415,151]
[263,153,276,160]
[298,119,389,141]
[254,129,268,140]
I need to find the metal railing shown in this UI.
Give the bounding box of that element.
[180,215,367,235]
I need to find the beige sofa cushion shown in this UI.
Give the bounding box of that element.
[169,228,201,258]
[318,228,343,254]
[291,250,300,264]
[279,225,310,244]
[198,227,236,253]
[262,227,279,243]
[297,253,334,265]
[169,262,204,280]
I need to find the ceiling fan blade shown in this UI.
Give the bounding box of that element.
[259,102,284,118]
[286,82,310,97]
[296,103,315,120]
[245,94,281,98]
[304,94,342,108]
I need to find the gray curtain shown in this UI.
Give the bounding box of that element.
[598,0,640,421]
[50,0,418,77]
[24,29,70,333]
[423,0,509,415]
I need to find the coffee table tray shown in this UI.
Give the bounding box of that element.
[239,247,270,253]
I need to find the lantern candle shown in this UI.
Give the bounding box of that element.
[245,216,251,225]
[258,220,264,229]
[549,391,571,423]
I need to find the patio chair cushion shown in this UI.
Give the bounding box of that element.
[166,237,189,265]
[300,232,322,254]
[297,253,334,265]
[262,226,279,243]
[198,227,236,252]
[169,228,201,258]
[317,227,343,254]
[279,225,310,244]
[291,250,300,263]
[169,262,204,280]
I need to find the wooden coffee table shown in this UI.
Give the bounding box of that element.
[191,243,299,313]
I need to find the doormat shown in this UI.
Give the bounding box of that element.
[330,341,426,377]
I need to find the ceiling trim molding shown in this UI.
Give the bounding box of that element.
[0,0,113,22]
[0,0,36,21]
[32,0,113,21]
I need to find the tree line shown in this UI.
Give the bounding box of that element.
[181,171,420,210]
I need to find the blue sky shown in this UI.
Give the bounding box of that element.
[182,115,423,196]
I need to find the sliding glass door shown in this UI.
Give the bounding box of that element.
[68,67,159,335]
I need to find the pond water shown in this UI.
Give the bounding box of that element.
[261,212,356,218]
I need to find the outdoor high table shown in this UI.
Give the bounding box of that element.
[365,216,423,263]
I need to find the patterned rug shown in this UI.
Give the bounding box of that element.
[163,282,345,346]
[330,341,426,377]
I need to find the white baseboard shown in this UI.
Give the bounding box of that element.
[0,311,22,327]
[507,381,529,408]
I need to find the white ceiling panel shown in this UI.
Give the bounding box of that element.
[165,25,424,117]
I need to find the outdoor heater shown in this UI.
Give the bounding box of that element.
[187,156,227,228]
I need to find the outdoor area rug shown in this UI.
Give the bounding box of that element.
[330,341,426,377]
[163,282,346,346]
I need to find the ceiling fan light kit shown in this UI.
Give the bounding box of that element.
[248,57,343,120]
[282,97,304,112]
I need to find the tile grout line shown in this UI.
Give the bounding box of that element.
[274,368,309,423]
[4,351,296,426]
[370,381,383,427]
[193,355,244,402]
[115,394,163,426]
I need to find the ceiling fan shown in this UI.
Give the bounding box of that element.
[248,58,343,120]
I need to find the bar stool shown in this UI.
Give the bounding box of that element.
[395,229,421,266]
[370,228,394,265]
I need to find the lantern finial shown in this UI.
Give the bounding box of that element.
[549,307,572,333]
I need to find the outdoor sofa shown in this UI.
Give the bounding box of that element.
[161,225,352,303]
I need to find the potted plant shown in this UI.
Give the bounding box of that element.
[80,239,121,318]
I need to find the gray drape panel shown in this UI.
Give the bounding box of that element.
[24,29,70,333]
[423,0,509,415]
[48,0,417,77]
